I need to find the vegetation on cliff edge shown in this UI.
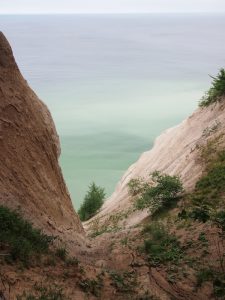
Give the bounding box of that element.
[199,68,225,107]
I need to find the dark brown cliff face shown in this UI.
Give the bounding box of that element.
[0,32,84,237]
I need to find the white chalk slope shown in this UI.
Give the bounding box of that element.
[93,99,225,227]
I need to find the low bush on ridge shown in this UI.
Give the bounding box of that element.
[199,68,225,107]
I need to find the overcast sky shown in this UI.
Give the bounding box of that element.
[0,0,224,14]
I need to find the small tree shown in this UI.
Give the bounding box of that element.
[78,183,105,221]
[134,171,183,215]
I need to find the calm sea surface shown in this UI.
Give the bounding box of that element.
[1,14,225,208]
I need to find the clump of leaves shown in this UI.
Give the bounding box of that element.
[142,223,183,266]
[131,171,183,217]
[0,205,52,266]
[78,183,105,221]
[199,68,225,107]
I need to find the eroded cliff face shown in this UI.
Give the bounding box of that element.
[0,32,84,237]
[87,97,225,228]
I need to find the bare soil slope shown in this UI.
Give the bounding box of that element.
[0,32,83,238]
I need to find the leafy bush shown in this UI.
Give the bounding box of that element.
[188,207,211,223]
[0,206,52,265]
[142,223,183,266]
[78,183,105,221]
[127,178,148,196]
[134,171,183,216]
[199,68,225,107]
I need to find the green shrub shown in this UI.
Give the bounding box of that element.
[188,207,210,223]
[134,171,183,217]
[79,274,103,297]
[0,206,52,265]
[196,268,214,286]
[199,68,225,107]
[78,183,105,221]
[142,223,183,266]
[127,178,148,196]
[55,247,67,261]
[109,271,137,294]
[214,210,225,232]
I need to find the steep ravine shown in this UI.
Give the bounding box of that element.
[0,32,225,299]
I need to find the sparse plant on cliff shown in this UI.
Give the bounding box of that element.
[0,205,52,266]
[199,68,225,107]
[55,247,67,261]
[79,273,104,297]
[132,171,183,217]
[78,183,105,221]
[142,222,183,266]
[180,149,225,227]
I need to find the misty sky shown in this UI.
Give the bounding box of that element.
[0,0,225,14]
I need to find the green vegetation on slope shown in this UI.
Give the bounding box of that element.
[142,222,183,267]
[128,171,183,218]
[0,205,52,266]
[17,283,66,300]
[199,68,225,107]
[78,182,105,221]
[180,148,225,232]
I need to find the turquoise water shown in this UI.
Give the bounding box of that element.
[1,14,225,208]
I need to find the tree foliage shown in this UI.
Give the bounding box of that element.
[129,171,183,216]
[78,183,105,221]
[199,68,225,107]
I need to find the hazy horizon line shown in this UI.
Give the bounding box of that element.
[0,11,225,15]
